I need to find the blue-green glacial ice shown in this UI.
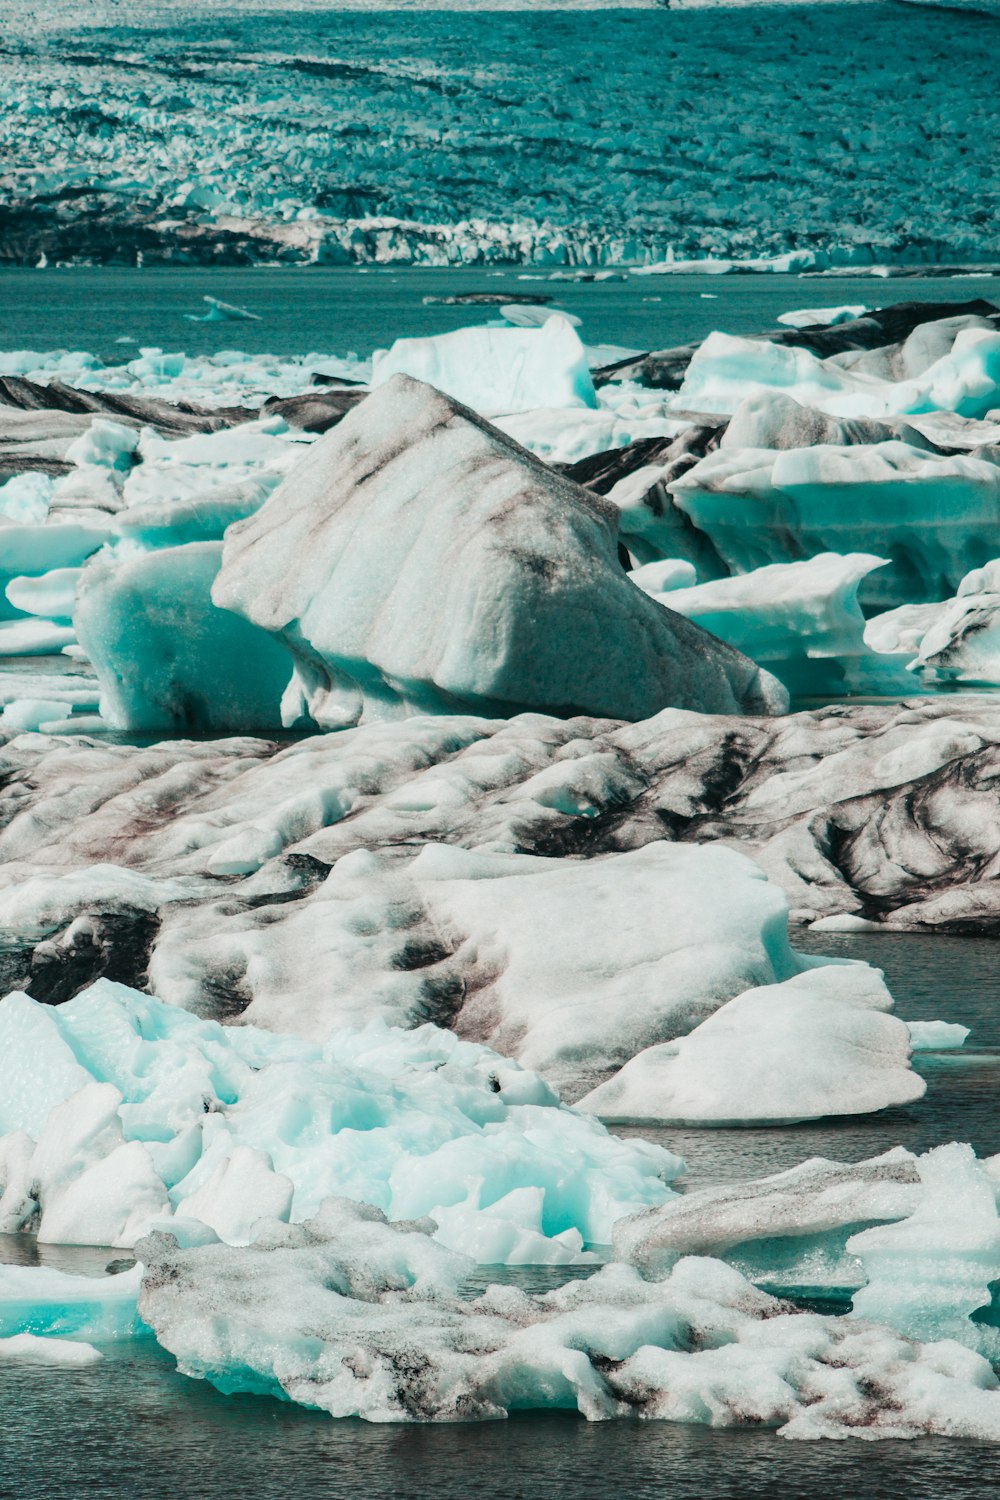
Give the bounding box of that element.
[0,980,681,1260]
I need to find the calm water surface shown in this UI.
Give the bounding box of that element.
[2,267,999,362]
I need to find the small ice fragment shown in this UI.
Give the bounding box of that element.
[907,1020,971,1051]
[184,296,262,324]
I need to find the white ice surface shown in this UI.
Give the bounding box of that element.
[577,966,924,1125]
[370,317,597,416]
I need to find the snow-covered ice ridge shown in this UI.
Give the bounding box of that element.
[2,5,999,268]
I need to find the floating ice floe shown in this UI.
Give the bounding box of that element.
[776,306,869,329]
[131,1204,1000,1436]
[576,966,925,1125]
[0,980,680,1259]
[0,1260,144,1342]
[183,297,262,324]
[0,1333,103,1366]
[214,375,785,728]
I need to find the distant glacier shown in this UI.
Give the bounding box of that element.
[2,2,997,268]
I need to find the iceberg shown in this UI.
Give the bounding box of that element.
[576,966,924,1125]
[370,317,598,416]
[134,1204,1000,1438]
[183,297,262,325]
[0,1333,103,1366]
[631,552,914,695]
[0,1261,144,1343]
[214,376,785,729]
[849,1144,1000,1358]
[73,542,294,732]
[147,840,823,1095]
[672,326,1000,422]
[613,1150,921,1284]
[670,439,1000,608]
[866,558,1000,688]
[776,306,869,329]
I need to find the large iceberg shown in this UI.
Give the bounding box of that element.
[213,376,786,728]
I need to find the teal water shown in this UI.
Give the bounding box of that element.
[2,267,999,362]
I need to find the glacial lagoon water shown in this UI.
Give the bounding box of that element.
[3,931,999,1498]
[4,266,1000,364]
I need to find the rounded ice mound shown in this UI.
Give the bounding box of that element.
[576,966,925,1125]
[213,375,787,729]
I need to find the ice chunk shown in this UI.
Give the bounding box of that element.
[0,982,679,1260]
[577,966,924,1124]
[0,619,76,656]
[74,542,293,732]
[633,552,912,695]
[0,1333,102,1366]
[136,1208,1000,1437]
[614,1149,920,1284]
[500,303,581,330]
[370,316,597,415]
[869,562,1000,688]
[183,296,261,324]
[850,1144,1000,1357]
[907,1020,970,1050]
[174,1147,294,1246]
[777,306,868,328]
[0,473,52,524]
[214,376,786,729]
[0,698,77,734]
[0,1262,143,1342]
[6,567,80,621]
[674,326,1000,421]
[671,440,1000,609]
[64,419,139,472]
